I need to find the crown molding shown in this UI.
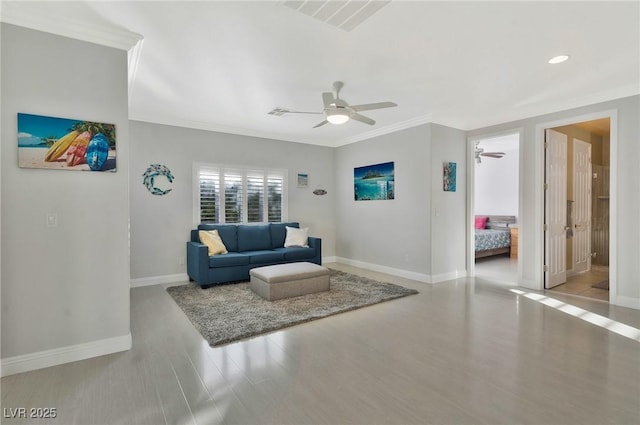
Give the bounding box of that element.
[130,111,438,148]
[127,38,145,97]
[0,4,142,51]
[334,114,434,146]
[129,113,337,147]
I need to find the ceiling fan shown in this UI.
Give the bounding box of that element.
[475,141,506,163]
[268,81,397,128]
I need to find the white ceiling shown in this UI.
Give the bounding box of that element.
[2,1,638,147]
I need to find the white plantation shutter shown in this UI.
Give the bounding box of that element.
[267,173,284,222]
[223,170,243,223]
[246,172,264,223]
[199,168,220,223]
[196,165,286,224]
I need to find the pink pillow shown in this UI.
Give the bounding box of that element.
[475,216,488,229]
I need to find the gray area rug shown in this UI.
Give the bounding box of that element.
[167,269,418,346]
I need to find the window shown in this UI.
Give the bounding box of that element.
[194,164,286,224]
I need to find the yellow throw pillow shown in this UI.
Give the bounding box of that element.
[199,230,228,256]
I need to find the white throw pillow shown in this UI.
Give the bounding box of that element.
[284,226,309,248]
[199,229,228,256]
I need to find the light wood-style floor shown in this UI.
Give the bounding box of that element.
[550,265,610,301]
[475,255,610,302]
[2,263,640,425]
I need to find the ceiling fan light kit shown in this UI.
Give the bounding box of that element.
[326,110,350,125]
[548,54,570,64]
[270,81,397,128]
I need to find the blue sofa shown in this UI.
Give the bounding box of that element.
[187,222,322,287]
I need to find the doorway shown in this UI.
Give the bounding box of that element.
[471,132,520,284]
[544,118,611,301]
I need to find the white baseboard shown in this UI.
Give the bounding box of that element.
[323,256,338,264]
[612,295,640,310]
[1,333,132,377]
[431,270,468,283]
[519,278,542,290]
[335,257,432,283]
[130,273,189,288]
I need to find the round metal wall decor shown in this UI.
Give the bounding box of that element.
[142,164,174,196]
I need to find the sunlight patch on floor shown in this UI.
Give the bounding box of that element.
[510,289,640,342]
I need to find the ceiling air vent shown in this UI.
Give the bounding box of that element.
[283,0,390,32]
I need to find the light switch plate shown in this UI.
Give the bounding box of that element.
[46,212,58,228]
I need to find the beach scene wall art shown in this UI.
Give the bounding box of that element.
[443,161,456,192]
[18,113,116,172]
[354,161,395,201]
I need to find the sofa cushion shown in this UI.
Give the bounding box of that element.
[247,250,285,264]
[208,252,250,268]
[198,224,238,252]
[281,247,316,261]
[199,230,228,256]
[269,222,299,249]
[237,225,271,252]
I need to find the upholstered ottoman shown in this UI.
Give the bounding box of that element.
[250,262,330,301]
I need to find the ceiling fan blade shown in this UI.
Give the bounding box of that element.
[350,112,375,126]
[481,152,506,158]
[322,92,335,108]
[350,101,398,112]
[313,120,329,128]
[268,107,321,116]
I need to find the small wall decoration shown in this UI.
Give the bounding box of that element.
[313,186,327,196]
[297,173,309,187]
[143,164,174,196]
[443,162,457,192]
[17,113,116,172]
[354,161,394,201]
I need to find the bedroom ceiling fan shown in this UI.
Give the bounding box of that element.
[475,141,506,163]
[268,81,397,128]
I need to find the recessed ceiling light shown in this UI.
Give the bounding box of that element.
[548,55,570,64]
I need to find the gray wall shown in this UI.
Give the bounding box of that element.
[430,124,467,279]
[469,95,640,308]
[129,121,336,280]
[1,25,130,358]
[335,123,466,281]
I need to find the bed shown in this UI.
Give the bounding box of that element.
[475,215,516,258]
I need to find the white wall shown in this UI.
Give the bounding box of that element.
[469,95,640,309]
[335,123,466,282]
[129,121,336,282]
[474,137,519,219]
[430,124,467,279]
[1,24,131,371]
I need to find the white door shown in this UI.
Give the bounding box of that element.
[573,139,592,274]
[545,129,568,289]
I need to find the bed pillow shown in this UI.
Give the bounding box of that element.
[475,216,488,229]
[284,226,309,248]
[199,229,228,256]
